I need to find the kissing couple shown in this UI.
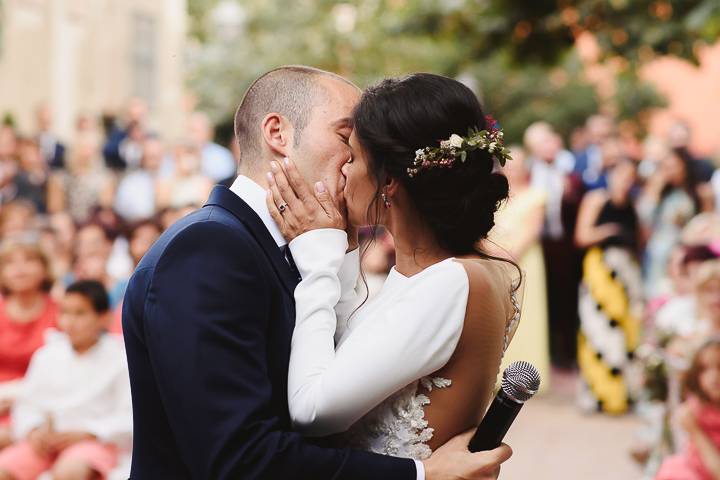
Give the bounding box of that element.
[123,65,521,479]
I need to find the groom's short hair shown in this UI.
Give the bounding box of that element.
[234,65,353,163]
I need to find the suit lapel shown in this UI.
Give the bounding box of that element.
[203,186,299,296]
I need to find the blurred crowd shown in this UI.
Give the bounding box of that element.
[2,96,720,479]
[497,114,720,480]
[0,99,237,479]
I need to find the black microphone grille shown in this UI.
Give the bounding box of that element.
[501,361,541,403]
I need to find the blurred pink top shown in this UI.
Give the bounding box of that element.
[0,296,58,383]
[687,396,720,480]
[658,396,720,480]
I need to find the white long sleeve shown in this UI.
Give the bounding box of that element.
[334,248,361,343]
[288,229,468,436]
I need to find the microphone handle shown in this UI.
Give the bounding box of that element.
[468,390,523,452]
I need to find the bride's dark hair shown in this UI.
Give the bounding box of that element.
[353,73,511,258]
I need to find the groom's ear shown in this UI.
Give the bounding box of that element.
[261,112,294,157]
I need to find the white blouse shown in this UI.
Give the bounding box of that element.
[12,331,133,448]
[287,229,469,438]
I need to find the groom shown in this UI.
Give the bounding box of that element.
[123,66,512,479]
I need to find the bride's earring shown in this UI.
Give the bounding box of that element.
[381,192,391,208]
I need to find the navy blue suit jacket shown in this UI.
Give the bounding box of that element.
[122,186,416,479]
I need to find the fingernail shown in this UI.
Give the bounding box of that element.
[284,157,290,166]
[266,172,273,182]
[315,181,326,193]
[270,162,278,171]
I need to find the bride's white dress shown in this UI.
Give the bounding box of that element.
[287,229,518,460]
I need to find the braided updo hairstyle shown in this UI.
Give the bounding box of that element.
[353,73,510,256]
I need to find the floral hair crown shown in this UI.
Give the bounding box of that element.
[407,115,511,178]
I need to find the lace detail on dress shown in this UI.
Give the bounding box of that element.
[336,376,452,460]
[335,286,521,461]
[503,289,521,355]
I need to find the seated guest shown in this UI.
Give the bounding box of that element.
[0,202,36,240]
[0,239,57,450]
[0,280,132,480]
[656,338,720,480]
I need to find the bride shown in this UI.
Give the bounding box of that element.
[266,73,521,459]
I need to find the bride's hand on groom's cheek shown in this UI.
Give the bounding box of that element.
[266,158,346,241]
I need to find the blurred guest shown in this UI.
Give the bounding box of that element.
[127,220,161,268]
[71,223,127,309]
[13,138,49,213]
[114,135,164,222]
[667,120,715,184]
[656,338,720,480]
[0,201,36,240]
[34,103,65,170]
[0,126,19,206]
[574,114,615,187]
[639,136,670,182]
[43,213,76,298]
[107,219,163,336]
[640,148,703,297]
[86,207,133,282]
[0,239,57,445]
[654,245,719,338]
[102,98,148,171]
[570,126,590,156]
[117,122,145,171]
[156,142,213,211]
[525,121,584,367]
[187,112,236,183]
[582,135,626,191]
[47,133,115,223]
[0,280,131,480]
[575,160,643,414]
[490,146,550,390]
[681,213,720,247]
[157,206,196,231]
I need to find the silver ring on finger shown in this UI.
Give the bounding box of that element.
[278,203,289,213]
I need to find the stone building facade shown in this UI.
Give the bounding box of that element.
[0,0,187,140]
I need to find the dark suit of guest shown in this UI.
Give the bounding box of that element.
[122,184,416,479]
[38,134,65,170]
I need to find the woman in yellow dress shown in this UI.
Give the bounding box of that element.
[490,147,551,392]
[574,159,643,414]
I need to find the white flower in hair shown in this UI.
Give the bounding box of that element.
[449,134,464,148]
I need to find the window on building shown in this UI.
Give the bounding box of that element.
[131,12,157,108]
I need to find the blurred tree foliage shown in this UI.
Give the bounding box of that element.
[187,0,719,143]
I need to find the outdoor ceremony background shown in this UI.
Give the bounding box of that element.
[2,1,720,479]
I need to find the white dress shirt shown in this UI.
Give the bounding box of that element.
[12,331,132,449]
[227,175,426,480]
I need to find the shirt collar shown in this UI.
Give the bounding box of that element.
[229,175,287,248]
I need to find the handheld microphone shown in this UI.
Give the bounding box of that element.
[468,361,540,452]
